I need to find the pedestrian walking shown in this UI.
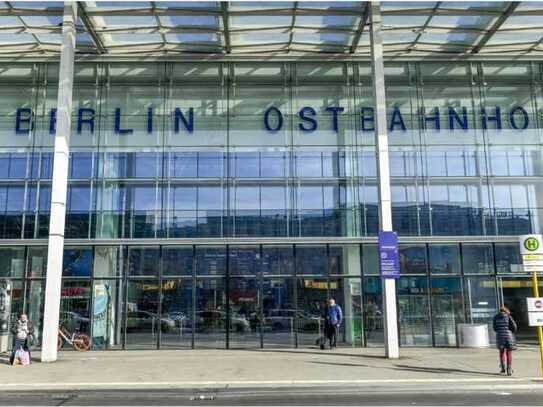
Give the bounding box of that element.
[492,305,517,376]
[324,298,343,349]
[9,313,33,366]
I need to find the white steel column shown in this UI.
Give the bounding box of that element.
[41,2,77,363]
[369,2,400,359]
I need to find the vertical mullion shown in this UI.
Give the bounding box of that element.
[225,244,230,349]
[157,245,163,350]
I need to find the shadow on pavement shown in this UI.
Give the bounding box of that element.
[246,348,389,360]
[391,364,500,377]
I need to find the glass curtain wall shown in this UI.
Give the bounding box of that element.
[3,241,536,350]
[1,61,541,239]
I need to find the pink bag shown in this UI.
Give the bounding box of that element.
[19,350,30,365]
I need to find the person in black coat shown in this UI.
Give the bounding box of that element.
[492,305,517,376]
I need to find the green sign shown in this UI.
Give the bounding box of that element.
[524,237,540,252]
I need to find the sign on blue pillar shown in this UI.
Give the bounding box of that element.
[378,231,400,279]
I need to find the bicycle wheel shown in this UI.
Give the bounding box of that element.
[57,335,63,351]
[73,333,91,351]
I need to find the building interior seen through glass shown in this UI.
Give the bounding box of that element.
[0,241,536,349]
[0,60,542,348]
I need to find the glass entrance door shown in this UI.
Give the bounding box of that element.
[497,276,540,344]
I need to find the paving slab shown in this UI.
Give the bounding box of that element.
[0,346,542,391]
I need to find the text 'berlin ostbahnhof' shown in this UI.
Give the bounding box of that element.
[0,1,542,351]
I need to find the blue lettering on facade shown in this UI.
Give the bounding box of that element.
[115,108,133,135]
[264,106,283,132]
[77,108,95,134]
[14,104,534,135]
[147,107,153,134]
[509,105,529,130]
[360,107,375,131]
[448,106,468,130]
[326,106,344,132]
[481,106,502,130]
[389,106,406,132]
[49,108,57,134]
[298,106,317,132]
[15,108,33,135]
[174,107,194,133]
[422,107,440,130]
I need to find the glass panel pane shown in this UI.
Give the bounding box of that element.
[93,246,122,278]
[399,244,427,274]
[261,245,294,276]
[59,280,92,349]
[160,279,192,349]
[428,244,461,274]
[464,276,498,344]
[329,278,363,347]
[26,279,45,347]
[495,243,522,274]
[363,276,384,346]
[128,247,159,277]
[362,244,379,275]
[229,246,259,276]
[462,243,494,274]
[195,278,226,349]
[0,248,25,278]
[397,276,431,346]
[228,278,259,349]
[296,245,327,276]
[92,280,122,350]
[195,246,226,276]
[296,278,328,347]
[431,277,464,346]
[124,280,159,350]
[329,245,361,276]
[63,247,93,277]
[162,246,193,277]
[262,278,296,348]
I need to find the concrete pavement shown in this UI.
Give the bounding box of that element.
[0,346,542,392]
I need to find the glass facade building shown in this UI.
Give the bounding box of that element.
[2,60,543,349]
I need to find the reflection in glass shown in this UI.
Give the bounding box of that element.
[431,277,463,346]
[26,280,44,346]
[464,276,498,343]
[296,245,327,275]
[195,278,226,349]
[462,243,494,274]
[261,245,294,276]
[262,278,296,347]
[363,276,383,346]
[160,279,192,349]
[0,248,25,277]
[399,245,427,274]
[329,278,363,347]
[397,276,431,346]
[163,246,193,277]
[63,247,93,277]
[59,280,92,349]
[296,278,328,347]
[93,246,122,278]
[428,244,460,274]
[229,279,260,348]
[124,279,159,349]
[128,247,159,276]
[92,279,121,350]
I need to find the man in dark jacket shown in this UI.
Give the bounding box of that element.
[492,305,517,376]
[324,298,343,349]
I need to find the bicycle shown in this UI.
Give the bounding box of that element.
[57,324,91,352]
